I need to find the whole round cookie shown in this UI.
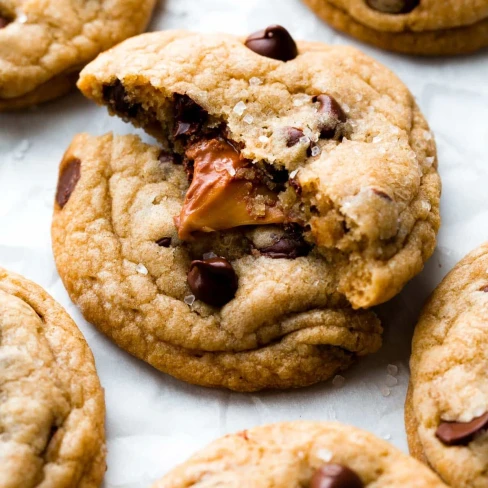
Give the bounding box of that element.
[0,268,106,487]
[0,0,156,110]
[406,242,488,487]
[153,421,448,487]
[77,28,441,309]
[52,132,382,391]
[302,0,488,55]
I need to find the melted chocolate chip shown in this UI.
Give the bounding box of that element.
[311,464,364,488]
[56,158,81,208]
[436,412,488,446]
[366,0,420,14]
[156,237,172,247]
[259,235,310,259]
[480,285,488,292]
[313,94,347,139]
[285,127,305,147]
[245,25,298,62]
[158,150,181,165]
[173,94,208,139]
[372,189,393,201]
[102,80,141,118]
[187,257,238,307]
[0,16,11,28]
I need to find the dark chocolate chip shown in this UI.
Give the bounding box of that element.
[187,257,238,307]
[156,237,172,247]
[102,80,141,118]
[480,285,488,292]
[285,127,305,147]
[259,235,310,259]
[245,25,298,62]
[56,158,81,208]
[173,94,208,139]
[158,150,181,165]
[313,94,347,139]
[372,189,393,201]
[436,412,488,446]
[311,464,364,488]
[366,0,420,14]
[0,16,11,28]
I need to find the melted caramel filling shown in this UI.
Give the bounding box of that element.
[176,138,285,240]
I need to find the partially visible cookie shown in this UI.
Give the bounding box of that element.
[0,0,156,110]
[0,268,106,487]
[77,28,441,309]
[302,0,488,55]
[153,421,448,487]
[51,132,383,391]
[406,242,488,487]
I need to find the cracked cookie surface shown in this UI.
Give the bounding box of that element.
[51,132,383,391]
[0,0,156,110]
[153,421,448,487]
[406,242,488,487]
[77,29,440,310]
[0,267,106,487]
[302,0,488,55]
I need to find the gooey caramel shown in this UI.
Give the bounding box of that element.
[175,138,285,240]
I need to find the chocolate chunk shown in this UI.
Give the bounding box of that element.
[311,464,364,488]
[0,16,11,28]
[56,158,81,208]
[436,412,488,446]
[286,127,305,147]
[158,150,181,165]
[245,25,298,62]
[173,94,208,139]
[313,94,347,138]
[259,234,310,259]
[372,189,393,201]
[187,257,238,307]
[156,237,172,247]
[366,0,420,14]
[102,80,141,118]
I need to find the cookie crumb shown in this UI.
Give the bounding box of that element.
[385,375,398,387]
[135,263,148,275]
[184,294,196,306]
[332,375,345,387]
[387,364,398,376]
[381,386,391,397]
[233,101,247,116]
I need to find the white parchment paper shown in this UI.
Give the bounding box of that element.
[1,0,488,486]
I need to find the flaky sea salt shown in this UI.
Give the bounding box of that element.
[233,101,247,116]
[332,375,345,387]
[243,114,254,124]
[381,387,391,397]
[311,145,321,157]
[421,201,432,212]
[342,103,350,113]
[423,130,433,141]
[249,77,262,86]
[17,12,28,23]
[184,295,195,306]
[135,264,148,275]
[227,167,236,176]
[387,364,398,376]
[385,375,398,387]
[203,252,218,260]
[299,135,310,145]
[316,448,333,462]
[425,156,435,166]
[289,169,299,178]
[258,135,269,143]
[372,136,382,144]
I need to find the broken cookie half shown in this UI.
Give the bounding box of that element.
[77,28,440,309]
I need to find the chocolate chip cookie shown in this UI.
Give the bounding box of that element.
[406,242,488,487]
[302,0,488,55]
[152,421,448,487]
[51,132,382,391]
[77,28,441,310]
[0,267,106,487]
[0,0,156,110]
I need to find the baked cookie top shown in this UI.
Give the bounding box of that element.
[0,268,105,487]
[407,242,488,487]
[324,0,488,33]
[0,0,155,110]
[153,421,448,487]
[51,132,382,391]
[77,28,440,309]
